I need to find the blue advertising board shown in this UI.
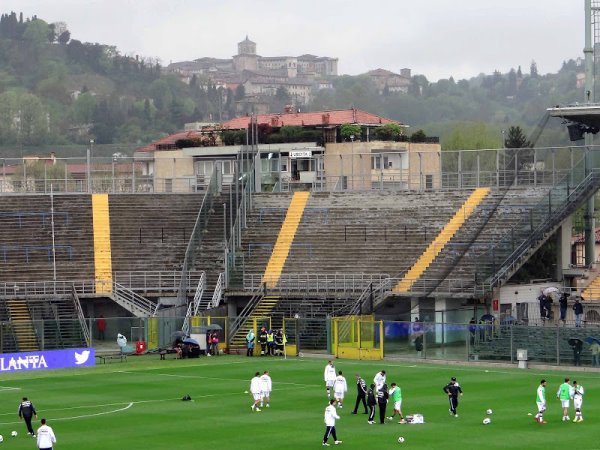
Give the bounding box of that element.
[0,348,95,373]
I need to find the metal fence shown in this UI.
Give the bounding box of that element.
[6,315,598,369]
[0,145,594,195]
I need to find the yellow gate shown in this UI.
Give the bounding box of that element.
[333,316,383,360]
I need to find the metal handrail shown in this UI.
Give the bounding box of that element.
[228,283,265,341]
[71,283,90,346]
[485,169,600,290]
[192,272,207,315]
[114,270,204,294]
[243,273,391,293]
[113,282,156,317]
[177,168,218,303]
[209,273,224,309]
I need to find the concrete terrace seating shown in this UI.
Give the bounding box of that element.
[0,194,207,284]
[193,194,235,304]
[108,194,204,274]
[240,191,475,287]
[418,186,552,294]
[0,195,94,282]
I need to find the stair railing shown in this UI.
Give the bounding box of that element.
[225,158,255,288]
[228,283,265,341]
[192,272,207,315]
[71,284,90,346]
[113,282,156,317]
[177,168,218,304]
[182,273,207,335]
[476,151,600,292]
[208,273,224,309]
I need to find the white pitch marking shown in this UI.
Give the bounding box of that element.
[0,386,21,391]
[0,402,134,425]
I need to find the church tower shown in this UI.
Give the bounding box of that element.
[233,35,258,72]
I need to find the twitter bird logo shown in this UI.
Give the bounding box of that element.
[74,350,90,365]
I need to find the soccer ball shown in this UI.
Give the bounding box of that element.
[486,409,493,415]
[10,431,16,437]
[398,436,405,443]
[483,418,491,425]
[0,435,3,442]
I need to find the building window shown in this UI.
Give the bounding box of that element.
[195,161,214,176]
[222,160,232,175]
[425,174,433,189]
[371,156,380,170]
[165,179,172,192]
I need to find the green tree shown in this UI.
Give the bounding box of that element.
[11,160,72,192]
[22,19,51,51]
[340,123,362,141]
[73,92,97,124]
[374,123,403,141]
[57,30,70,45]
[234,84,245,101]
[504,126,531,148]
[0,91,20,144]
[410,129,427,143]
[19,93,48,145]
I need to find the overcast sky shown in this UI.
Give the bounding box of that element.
[2,0,586,81]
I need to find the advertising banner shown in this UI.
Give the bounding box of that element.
[0,348,95,373]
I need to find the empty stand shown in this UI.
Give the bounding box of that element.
[393,188,490,292]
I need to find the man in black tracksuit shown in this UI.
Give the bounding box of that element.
[443,377,463,417]
[18,397,37,436]
[366,383,377,424]
[351,374,368,415]
[377,383,389,424]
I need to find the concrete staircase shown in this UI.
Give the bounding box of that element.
[230,295,279,348]
[7,299,38,351]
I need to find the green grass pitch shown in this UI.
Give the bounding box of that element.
[0,355,598,449]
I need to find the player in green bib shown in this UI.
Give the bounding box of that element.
[556,378,572,421]
[535,379,547,423]
[387,383,406,423]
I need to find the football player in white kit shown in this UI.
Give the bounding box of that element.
[260,370,272,408]
[324,360,336,398]
[333,370,348,408]
[250,372,263,412]
[571,380,584,422]
[374,370,386,390]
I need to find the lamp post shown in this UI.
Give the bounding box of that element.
[350,135,355,190]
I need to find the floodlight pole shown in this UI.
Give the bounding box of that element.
[50,184,57,289]
[584,0,595,266]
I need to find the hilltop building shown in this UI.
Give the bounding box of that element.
[165,36,338,105]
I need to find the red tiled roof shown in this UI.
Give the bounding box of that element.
[221,108,401,130]
[572,227,600,244]
[136,130,206,153]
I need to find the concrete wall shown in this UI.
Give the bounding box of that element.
[153,150,195,192]
[323,142,372,190]
[324,141,441,190]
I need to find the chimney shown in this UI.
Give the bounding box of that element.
[322,113,330,124]
[400,68,411,78]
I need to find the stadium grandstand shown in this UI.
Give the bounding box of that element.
[2,105,600,366]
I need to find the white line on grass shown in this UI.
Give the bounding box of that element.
[0,386,306,423]
[0,386,21,391]
[0,403,134,425]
